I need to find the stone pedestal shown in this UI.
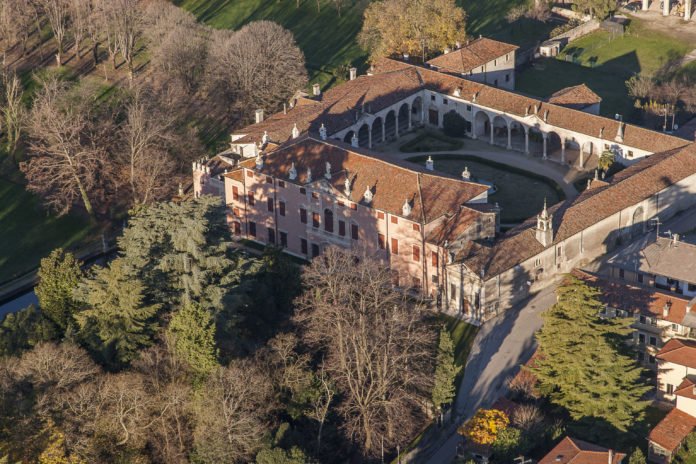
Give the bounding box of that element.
[663,0,670,16]
[642,0,649,10]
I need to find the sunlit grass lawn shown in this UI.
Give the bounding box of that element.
[0,179,100,283]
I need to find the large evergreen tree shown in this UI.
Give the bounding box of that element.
[73,258,159,368]
[35,248,84,330]
[431,326,461,413]
[529,275,650,438]
[118,195,259,316]
[168,303,219,379]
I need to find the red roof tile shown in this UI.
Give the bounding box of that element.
[539,436,626,464]
[657,338,696,369]
[674,377,696,401]
[549,84,602,109]
[649,408,696,453]
[426,205,483,244]
[426,37,518,74]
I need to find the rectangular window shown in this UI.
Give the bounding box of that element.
[413,223,420,232]
[267,198,274,212]
[301,238,308,254]
[628,151,634,158]
[337,200,344,207]
[667,384,675,395]
[649,355,656,364]
[431,274,439,284]
[300,208,307,224]
[505,73,510,82]
[649,336,657,347]
[689,283,696,292]
[267,227,275,244]
[246,170,253,178]
[450,283,456,301]
[249,221,256,237]
[324,210,333,233]
[300,187,306,194]
[493,59,497,66]
[351,224,359,241]
[312,212,320,228]
[412,277,421,288]
[266,176,272,184]
[279,201,286,216]
[466,105,472,111]
[351,203,357,211]
[442,98,448,105]
[638,273,644,283]
[233,207,240,217]
[391,238,399,254]
[672,323,680,332]
[391,216,398,224]
[233,222,241,235]
[506,53,509,62]
[378,212,385,220]
[637,351,644,362]
[312,192,319,199]
[638,333,645,345]
[432,251,438,267]
[619,268,625,279]
[248,192,255,205]
[338,220,346,236]
[280,231,287,247]
[278,180,285,188]
[431,95,436,101]
[311,243,320,258]
[232,186,239,201]
[413,245,420,262]
[493,79,498,87]
[639,315,647,325]
[378,234,385,249]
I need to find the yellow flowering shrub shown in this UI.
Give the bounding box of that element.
[457,408,509,445]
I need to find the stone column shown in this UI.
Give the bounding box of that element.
[524,127,530,154]
[663,0,670,15]
[408,107,412,129]
[507,123,512,150]
[489,122,495,145]
[368,130,372,149]
[579,144,585,168]
[686,0,693,19]
[395,121,399,139]
[381,122,386,143]
[542,133,548,159]
[642,0,649,10]
[561,137,566,163]
[472,112,478,140]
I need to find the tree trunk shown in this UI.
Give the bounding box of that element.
[75,175,94,216]
[92,41,99,65]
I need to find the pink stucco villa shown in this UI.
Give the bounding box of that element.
[193,134,497,299]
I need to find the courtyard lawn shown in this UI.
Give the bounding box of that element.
[407,154,564,224]
[437,314,478,390]
[0,180,100,283]
[517,19,693,123]
[399,131,464,153]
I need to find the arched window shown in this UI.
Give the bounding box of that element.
[324,209,334,233]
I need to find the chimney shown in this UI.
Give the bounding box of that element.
[403,53,409,61]
[608,449,613,464]
[255,108,264,124]
[312,83,321,97]
[349,67,357,80]
[673,233,680,248]
[443,48,451,54]
[663,301,672,318]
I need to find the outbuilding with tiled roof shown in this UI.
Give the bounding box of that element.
[538,436,625,464]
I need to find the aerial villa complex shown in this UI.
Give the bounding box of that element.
[193,37,696,324]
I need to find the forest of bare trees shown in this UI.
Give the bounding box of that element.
[0,0,308,216]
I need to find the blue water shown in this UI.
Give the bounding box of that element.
[0,291,38,320]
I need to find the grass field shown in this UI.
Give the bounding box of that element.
[173,0,551,87]
[0,180,100,283]
[408,154,564,223]
[517,19,694,122]
[399,131,464,153]
[438,314,478,391]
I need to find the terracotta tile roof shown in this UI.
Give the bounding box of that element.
[571,270,691,324]
[426,37,518,74]
[539,436,626,464]
[226,135,489,223]
[548,84,602,110]
[373,58,688,154]
[648,407,696,453]
[425,205,482,244]
[455,143,696,278]
[674,376,696,401]
[608,236,696,285]
[657,338,696,369]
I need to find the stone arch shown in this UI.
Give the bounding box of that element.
[545,131,563,160]
[343,130,355,144]
[371,117,383,145]
[491,114,508,146]
[358,124,370,148]
[631,206,644,238]
[385,110,396,140]
[398,103,409,133]
[411,96,423,124]
[508,120,526,151]
[474,111,491,139]
[528,126,545,157]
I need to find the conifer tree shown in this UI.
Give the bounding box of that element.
[118,195,258,315]
[73,258,159,368]
[35,248,84,330]
[431,326,461,413]
[529,275,650,437]
[168,303,219,379]
[628,448,647,464]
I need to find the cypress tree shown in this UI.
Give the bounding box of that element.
[35,248,84,330]
[529,275,650,437]
[168,303,219,379]
[431,326,461,413]
[73,258,159,368]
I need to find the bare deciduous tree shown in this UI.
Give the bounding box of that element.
[625,74,654,100]
[150,24,208,93]
[207,21,308,118]
[0,68,25,161]
[193,361,273,463]
[21,76,107,216]
[43,0,71,66]
[70,0,92,58]
[294,247,436,456]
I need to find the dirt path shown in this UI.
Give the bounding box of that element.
[627,9,696,43]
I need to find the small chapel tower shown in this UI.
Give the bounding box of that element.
[535,198,553,247]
